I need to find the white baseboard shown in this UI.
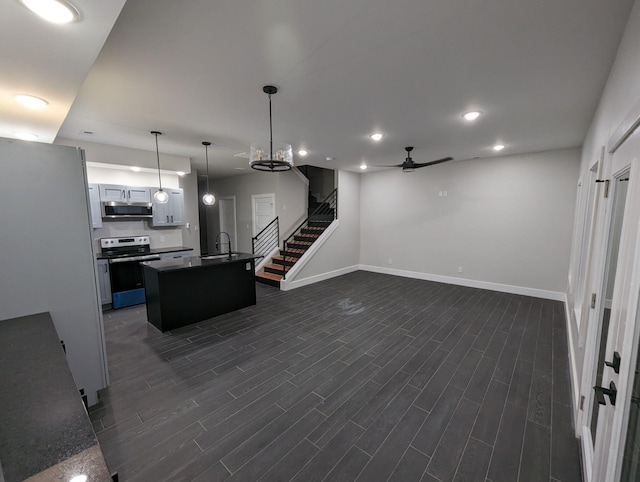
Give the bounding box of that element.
[358,264,566,301]
[280,265,359,291]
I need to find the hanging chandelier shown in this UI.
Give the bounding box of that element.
[201,141,216,206]
[249,85,293,172]
[150,131,169,204]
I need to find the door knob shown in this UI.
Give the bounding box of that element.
[594,381,617,406]
[605,351,621,374]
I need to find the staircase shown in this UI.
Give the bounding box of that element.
[254,188,337,288]
[255,222,330,287]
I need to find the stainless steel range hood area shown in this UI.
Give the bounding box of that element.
[101,201,153,219]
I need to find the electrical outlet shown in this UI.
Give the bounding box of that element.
[458,266,463,273]
[443,190,448,197]
[438,191,443,197]
[388,258,393,265]
[194,224,198,231]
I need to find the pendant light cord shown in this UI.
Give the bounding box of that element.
[153,131,163,191]
[205,144,210,193]
[268,92,273,160]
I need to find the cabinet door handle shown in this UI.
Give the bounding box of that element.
[166,215,169,223]
[127,189,130,199]
[104,264,108,273]
[171,215,173,223]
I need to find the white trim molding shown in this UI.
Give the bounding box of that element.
[281,265,359,291]
[358,264,566,301]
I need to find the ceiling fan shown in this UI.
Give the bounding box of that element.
[381,146,453,172]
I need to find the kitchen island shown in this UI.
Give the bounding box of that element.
[142,253,260,332]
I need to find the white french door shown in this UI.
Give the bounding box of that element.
[589,124,640,481]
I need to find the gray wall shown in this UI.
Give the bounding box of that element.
[359,148,580,293]
[0,138,107,405]
[208,169,308,253]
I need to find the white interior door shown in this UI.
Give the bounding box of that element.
[218,197,237,252]
[591,124,640,481]
[252,193,275,236]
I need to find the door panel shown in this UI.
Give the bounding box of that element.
[252,194,275,236]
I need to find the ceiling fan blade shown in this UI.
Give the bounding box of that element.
[412,157,453,168]
[375,164,405,168]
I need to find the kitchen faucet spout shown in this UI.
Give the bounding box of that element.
[215,232,232,259]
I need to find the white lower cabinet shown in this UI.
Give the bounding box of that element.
[97,259,111,306]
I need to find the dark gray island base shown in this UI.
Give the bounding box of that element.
[142,253,260,332]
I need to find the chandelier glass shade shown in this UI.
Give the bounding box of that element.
[249,85,293,172]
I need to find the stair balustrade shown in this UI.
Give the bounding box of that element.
[252,216,279,260]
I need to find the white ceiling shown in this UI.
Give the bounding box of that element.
[3,0,635,177]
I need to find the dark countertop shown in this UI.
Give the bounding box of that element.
[142,252,260,272]
[96,245,193,259]
[0,312,111,482]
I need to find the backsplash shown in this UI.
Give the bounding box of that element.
[92,220,183,253]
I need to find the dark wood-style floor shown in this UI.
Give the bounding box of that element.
[89,271,582,481]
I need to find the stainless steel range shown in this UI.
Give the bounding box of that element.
[100,236,161,309]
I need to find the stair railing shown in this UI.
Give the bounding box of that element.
[252,216,279,260]
[281,188,337,280]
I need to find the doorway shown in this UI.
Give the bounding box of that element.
[587,123,640,481]
[252,193,275,236]
[218,196,237,252]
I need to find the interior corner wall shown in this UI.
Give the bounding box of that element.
[294,170,361,281]
[209,170,308,253]
[360,148,580,294]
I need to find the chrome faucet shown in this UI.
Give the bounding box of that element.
[215,232,232,258]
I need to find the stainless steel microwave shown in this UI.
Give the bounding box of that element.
[101,201,153,218]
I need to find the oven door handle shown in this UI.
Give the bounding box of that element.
[109,255,162,264]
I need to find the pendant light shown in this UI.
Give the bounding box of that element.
[151,131,169,204]
[249,85,293,172]
[201,141,216,206]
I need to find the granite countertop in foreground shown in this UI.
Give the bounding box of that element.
[0,313,111,482]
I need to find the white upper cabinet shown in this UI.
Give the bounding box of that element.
[151,188,184,226]
[99,184,151,203]
[88,184,102,228]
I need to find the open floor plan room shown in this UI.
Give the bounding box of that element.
[90,272,581,481]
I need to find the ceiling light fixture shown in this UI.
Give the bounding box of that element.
[130,166,141,172]
[176,171,186,176]
[493,144,505,151]
[21,0,79,23]
[360,163,367,170]
[297,149,308,157]
[13,131,38,141]
[201,142,216,206]
[150,131,168,204]
[463,111,481,121]
[250,85,293,172]
[370,133,383,141]
[14,94,48,110]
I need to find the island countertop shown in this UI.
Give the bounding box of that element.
[141,252,260,272]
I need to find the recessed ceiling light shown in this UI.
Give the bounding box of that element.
[360,164,367,170]
[21,0,79,23]
[297,149,308,157]
[326,157,334,161]
[14,132,38,141]
[14,94,48,110]
[176,171,186,176]
[130,166,141,172]
[493,144,505,151]
[463,111,481,121]
[370,133,383,141]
